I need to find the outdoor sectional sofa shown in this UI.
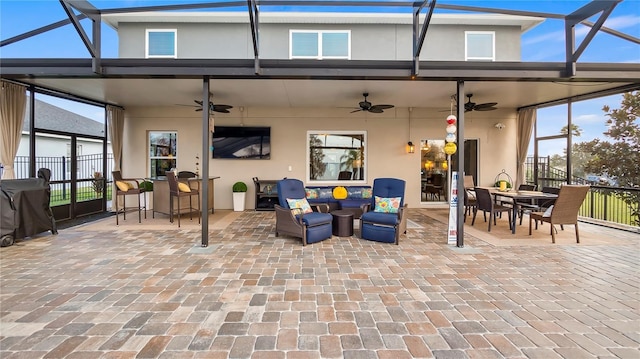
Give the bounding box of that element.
[305,185,372,218]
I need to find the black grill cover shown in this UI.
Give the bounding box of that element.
[0,176,57,240]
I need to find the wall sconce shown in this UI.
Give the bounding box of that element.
[406,141,415,154]
[441,160,448,170]
[494,122,506,130]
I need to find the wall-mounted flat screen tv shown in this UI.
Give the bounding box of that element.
[212,126,271,159]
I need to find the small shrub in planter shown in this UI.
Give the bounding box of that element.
[140,180,154,192]
[233,181,248,192]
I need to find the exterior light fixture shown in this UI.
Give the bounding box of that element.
[407,141,415,154]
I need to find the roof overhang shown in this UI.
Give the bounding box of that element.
[2,59,638,111]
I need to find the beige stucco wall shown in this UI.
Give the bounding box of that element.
[122,106,517,210]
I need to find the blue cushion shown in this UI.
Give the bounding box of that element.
[339,199,369,208]
[361,211,399,226]
[297,212,333,227]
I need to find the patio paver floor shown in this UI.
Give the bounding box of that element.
[1,209,638,358]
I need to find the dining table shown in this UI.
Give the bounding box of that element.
[479,187,559,234]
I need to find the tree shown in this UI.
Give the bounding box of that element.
[574,91,640,224]
[309,135,327,180]
[560,124,583,137]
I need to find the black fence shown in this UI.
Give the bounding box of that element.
[7,154,114,204]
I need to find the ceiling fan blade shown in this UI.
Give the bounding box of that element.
[195,108,203,112]
[367,107,384,113]
[175,104,199,108]
[474,102,498,109]
[371,104,394,110]
[211,104,233,112]
[350,109,364,113]
[473,106,497,111]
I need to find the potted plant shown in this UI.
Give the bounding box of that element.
[232,181,248,212]
[140,180,154,210]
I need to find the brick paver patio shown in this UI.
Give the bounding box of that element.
[1,209,638,358]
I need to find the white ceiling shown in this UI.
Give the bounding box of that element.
[26,77,633,112]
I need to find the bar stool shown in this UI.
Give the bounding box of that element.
[112,171,146,225]
[166,171,200,227]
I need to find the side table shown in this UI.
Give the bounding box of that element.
[331,210,354,237]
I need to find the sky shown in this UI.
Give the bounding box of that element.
[1,0,639,157]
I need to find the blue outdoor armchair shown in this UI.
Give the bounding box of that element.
[360,178,407,244]
[275,178,333,246]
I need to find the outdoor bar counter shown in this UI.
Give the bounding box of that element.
[151,176,220,217]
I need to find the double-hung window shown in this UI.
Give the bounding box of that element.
[465,31,495,61]
[290,30,350,59]
[146,29,177,58]
[149,132,177,178]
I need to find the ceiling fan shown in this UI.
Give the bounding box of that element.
[177,95,233,113]
[460,93,497,112]
[350,92,394,113]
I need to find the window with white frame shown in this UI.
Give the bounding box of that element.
[465,31,495,61]
[146,29,177,58]
[307,131,366,183]
[149,131,177,178]
[290,30,350,59]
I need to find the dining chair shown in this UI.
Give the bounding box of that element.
[166,171,200,227]
[529,185,589,243]
[471,187,513,232]
[539,186,560,210]
[463,188,477,222]
[514,184,538,224]
[177,171,197,179]
[112,171,147,225]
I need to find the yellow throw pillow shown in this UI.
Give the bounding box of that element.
[333,186,348,200]
[178,182,191,192]
[116,181,132,192]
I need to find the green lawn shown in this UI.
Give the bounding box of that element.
[580,190,637,226]
[50,187,112,207]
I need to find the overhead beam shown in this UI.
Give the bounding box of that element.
[2,58,639,82]
[564,0,620,77]
[247,0,261,75]
[59,0,102,73]
[412,0,436,77]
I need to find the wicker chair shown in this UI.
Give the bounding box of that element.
[471,187,512,232]
[514,184,538,225]
[166,171,200,227]
[529,185,589,243]
[112,170,146,225]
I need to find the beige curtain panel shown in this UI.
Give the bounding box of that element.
[0,80,27,179]
[516,107,536,189]
[107,105,124,172]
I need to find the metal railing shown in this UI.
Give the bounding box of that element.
[525,156,638,230]
[9,154,114,204]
